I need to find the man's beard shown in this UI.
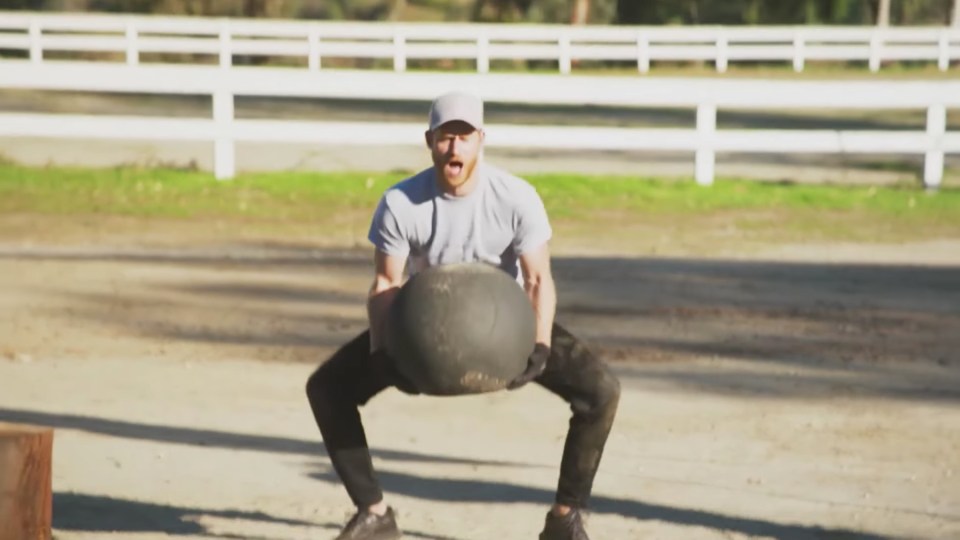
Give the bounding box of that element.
[436,155,477,187]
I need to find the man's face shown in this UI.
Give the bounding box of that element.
[427,120,484,189]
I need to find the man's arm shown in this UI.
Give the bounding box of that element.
[367,249,407,353]
[518,242,556,348]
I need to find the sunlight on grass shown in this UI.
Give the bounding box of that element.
[2,164,958,248]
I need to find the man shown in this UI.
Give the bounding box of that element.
[306,91,621,540]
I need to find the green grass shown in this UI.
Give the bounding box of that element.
[1,163,958,252]
[531,173,957,212]
[3,163,955,217]
[0,165,395,220]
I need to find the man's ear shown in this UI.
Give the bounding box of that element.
[424,129,433,149]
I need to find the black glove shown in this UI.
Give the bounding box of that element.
[371,349,421,396]
[507,343,551,390]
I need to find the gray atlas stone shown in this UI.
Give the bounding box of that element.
[385,262,537,396]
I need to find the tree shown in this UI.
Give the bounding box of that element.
[571,0,589,23]
[472,0,533,22]
[388,0,406,20]
[877,0,891,25]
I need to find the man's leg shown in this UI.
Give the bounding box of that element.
[305,330,392,510]
[535,323,621,537]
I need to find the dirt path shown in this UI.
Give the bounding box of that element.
[1,238,959,539]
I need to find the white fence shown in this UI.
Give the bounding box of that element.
[1,60,957,188]
[1,11,959,74]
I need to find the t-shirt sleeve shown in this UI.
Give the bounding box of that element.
[367,194,410,257]
[513,184,553,254]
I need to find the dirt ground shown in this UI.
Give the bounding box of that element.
[1,221,959,540]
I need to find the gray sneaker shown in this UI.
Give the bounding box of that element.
[538,509,589,540]
[334,506,402,540]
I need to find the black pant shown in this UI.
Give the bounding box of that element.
[305,323,621,509]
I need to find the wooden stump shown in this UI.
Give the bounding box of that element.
[0,422,53,540]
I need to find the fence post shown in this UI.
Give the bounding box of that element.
[924,104,946,190]
[696,103,717,186]
[213,90,235,180]
[0,423,53,540]
[869,30,882,72]
[636,33,650,74]
[792,29,805,72]
[308,26,321,71]
[393,32,406,72]
[715,32,728,73]
[477,34,489,73]
[29,20,42,64]
[125,22,138,66]
[938,30,949,71]
[218,21,232,68]
[559,33,572,74]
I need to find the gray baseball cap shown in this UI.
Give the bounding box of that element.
[428,91,484,132]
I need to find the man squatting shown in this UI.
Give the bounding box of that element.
[306,91,622,540]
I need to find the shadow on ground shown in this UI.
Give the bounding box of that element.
[306,468,894,540]
[53,492,460,540]
[550,255,960,401]
[0,406,895,540]
[4,245,958,402]
[0,407,531,468]
[53,492,306,539]
[0,410,532,467]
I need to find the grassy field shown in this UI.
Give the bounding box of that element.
[2,163,958,254]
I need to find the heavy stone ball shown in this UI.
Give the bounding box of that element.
[385,263,537,396]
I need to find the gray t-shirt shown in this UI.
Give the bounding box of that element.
[367,162,552,282]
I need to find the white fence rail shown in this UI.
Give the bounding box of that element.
[0,61,957,188]
[1,11,959,74]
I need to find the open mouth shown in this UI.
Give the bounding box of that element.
[445,160,464,176]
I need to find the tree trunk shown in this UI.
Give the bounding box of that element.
[389,0,406,21]
[472,0,486,20]
[0,423,53,540]
[243,0,266,17]
[571,0,590,24]
[953,0,960,27]
[688,0,700,24]
[877,0,890,26]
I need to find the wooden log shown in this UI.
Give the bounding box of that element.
[0,422,53,540]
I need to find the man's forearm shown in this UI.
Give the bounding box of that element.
[525,275,557,348]
[367,287,399,352]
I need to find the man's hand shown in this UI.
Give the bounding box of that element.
[507,343,551,390]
